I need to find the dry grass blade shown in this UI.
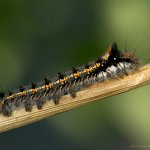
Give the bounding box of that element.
[0,64,150,133]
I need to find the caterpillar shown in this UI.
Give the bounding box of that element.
[0,42,139,116]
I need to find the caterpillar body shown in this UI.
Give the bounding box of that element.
[0,42,139,116]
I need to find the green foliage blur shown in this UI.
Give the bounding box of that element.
[0,0,150,150]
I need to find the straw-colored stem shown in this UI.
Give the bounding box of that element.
[0,64,150,133]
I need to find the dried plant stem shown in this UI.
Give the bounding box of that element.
[0,64,150,133]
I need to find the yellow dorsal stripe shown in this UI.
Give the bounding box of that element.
[5,62,101,100]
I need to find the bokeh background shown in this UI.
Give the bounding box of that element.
[0,0,150,150]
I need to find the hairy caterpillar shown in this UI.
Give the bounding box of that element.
[0,42,139,116]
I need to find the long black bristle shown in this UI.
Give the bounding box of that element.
[9,91,13,96]
[58,73,65,79]
[0,92,5,99]
[44,78,50,85]
[31,83,37,89]
[72,67,78,73]
[111,42,118,51]
[20,86,25,92]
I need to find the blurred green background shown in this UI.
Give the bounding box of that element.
[0,0,150,150]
